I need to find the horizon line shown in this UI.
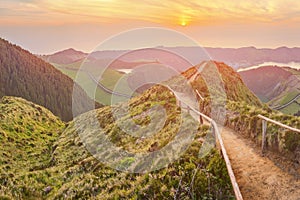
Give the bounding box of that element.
[40,45,300,56]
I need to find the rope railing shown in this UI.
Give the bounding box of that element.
[177,98,243,200]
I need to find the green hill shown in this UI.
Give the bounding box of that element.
[0,38,99,121]
[0,96,64,171]
[51,59,126,105]
[169,61,262,113]
[0,96,65,198]
[0,94,234,199]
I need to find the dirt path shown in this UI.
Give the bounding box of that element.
[220,127,300,200]
[174,88,300,199]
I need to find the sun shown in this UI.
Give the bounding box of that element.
[181,20,187,27]
[179,15,190,27]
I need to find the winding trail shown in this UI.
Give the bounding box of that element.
[57,65,131,98]
[85,70,131,98]
[220,127,300,200]
[173,90,300,199]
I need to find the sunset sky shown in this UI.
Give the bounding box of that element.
[1,0,300,54]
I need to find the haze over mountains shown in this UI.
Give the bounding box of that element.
[3,0,300,197]
[41,46,300,71]
[40,48,88,65]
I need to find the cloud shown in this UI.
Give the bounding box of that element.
[1,0,300,25]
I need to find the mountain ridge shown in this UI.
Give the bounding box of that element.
[40,46,300,70]
[0,37,99,121]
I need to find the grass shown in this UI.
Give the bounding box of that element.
[268,68,300,115]
[0,96,65,199]
[279,90,299,105]
[280,103,299,115]
[53,62,130,105]
[226,100,300,156]
[257,95,269,103]
[3,61,298,199]
[268,89,300,116]
[0,87,235,199]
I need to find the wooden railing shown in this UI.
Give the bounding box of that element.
[175,94,300,200]
[257,114,300,154]
[177,98,243,200]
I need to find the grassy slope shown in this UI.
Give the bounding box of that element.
[0,89,234,199]
[0,96,65,198]
[53,61,128,105]
[48,86,233,199]
[260,67,299,115]
[226,100,300,159]
[238,65,300,116]
[181,61,262,109]
[267,68,300,116]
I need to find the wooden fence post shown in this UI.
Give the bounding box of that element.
[187,106,190,114]
[199,116,203,124]
[261,120,267,155]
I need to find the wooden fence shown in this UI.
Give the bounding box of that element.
[177,98,243,200]
[257,114,300,154]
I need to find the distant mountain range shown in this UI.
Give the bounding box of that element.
[0,38,99,121]
[40,46,300,71]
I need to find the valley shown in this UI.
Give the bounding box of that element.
[239,65,300,116]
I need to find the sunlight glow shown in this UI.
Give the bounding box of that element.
[181,21,187,26]
[1,0,300,26]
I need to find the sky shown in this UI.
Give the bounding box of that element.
[1,0,300,54]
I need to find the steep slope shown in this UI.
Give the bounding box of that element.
[267,68,300,112]
[0,96,65,197]
[239,66,300,116]
[239,66,292,101]
[0,38,98,121]
[181,61,262,107]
